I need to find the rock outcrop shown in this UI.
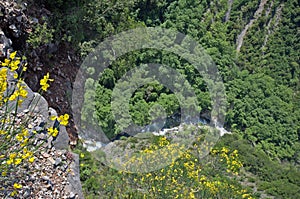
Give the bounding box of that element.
[0,0,84,197]
[1,67,84,198]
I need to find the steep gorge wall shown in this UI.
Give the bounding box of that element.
[0,0,84,198]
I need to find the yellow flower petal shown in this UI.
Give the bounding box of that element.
[9,51,17,59]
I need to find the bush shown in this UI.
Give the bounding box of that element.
[27,22,55,49]
[218,134,300,198]
[77,128,255,198]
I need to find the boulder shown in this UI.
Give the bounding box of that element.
[48,107,70,150]
[30,93,49,120]
[53,125,70,150]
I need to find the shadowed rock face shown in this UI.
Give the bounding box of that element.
[0,0,33,51]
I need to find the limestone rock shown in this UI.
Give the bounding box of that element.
[30,93,49,120]
[53,125,70,150]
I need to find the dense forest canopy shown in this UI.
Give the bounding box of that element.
[59,2,298,197]
[2,0,298,198]
[49,0,299,161]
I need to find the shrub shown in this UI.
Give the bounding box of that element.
[78,128,255,198]
[27,22,55,49]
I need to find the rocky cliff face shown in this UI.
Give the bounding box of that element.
[0,0,80,145]
[0,0,84,197]
[1,66,84,198]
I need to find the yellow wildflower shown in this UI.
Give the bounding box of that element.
[6,159,13,165]
[9,51,17,59]
[10,191,17,196]
[40,72,54,91]
[19,88,28,98]
[58,114,69,126]
[48,127,59,137]
[20,138,29,147]
[16,134,23,142]
[9,153,17,159]
[189,192,196,199]
[1,58,10,66]
[13,183,22,189]
[9,91,18,101]
[50,115,57,121]
[28,157,35,163]
[10,59,20,71]
[14,158,22,165]
[22,129,29,137]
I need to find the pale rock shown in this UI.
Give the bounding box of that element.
[47,157,55,165]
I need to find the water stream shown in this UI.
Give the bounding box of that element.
[81,115,231,152]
